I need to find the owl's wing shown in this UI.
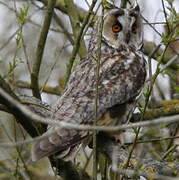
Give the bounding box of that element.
[31,127,88,161]
[31,54,146,161]
[98,54,146,110]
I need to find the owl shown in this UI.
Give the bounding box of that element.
[31,4,146,161]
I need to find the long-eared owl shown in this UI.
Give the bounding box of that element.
[31,4,146,161]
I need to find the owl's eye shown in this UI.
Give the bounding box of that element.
[132,23,138,33]
[112,23,122,33]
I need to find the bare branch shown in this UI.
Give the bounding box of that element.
[31,0,56,99]
[65,0,97,84]
[15,80,62,95]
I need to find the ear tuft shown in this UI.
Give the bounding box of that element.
[133,4,140,12]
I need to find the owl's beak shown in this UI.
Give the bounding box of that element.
[125,31,131,44]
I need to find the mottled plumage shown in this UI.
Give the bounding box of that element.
[31,5,146,161]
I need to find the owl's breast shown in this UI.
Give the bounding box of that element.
[54,52,146,127]
[100,53,146,88]
[96,53,146,126]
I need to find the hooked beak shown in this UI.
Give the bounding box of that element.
[125,31,131,44]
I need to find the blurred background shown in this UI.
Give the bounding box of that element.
[0,0,178,179]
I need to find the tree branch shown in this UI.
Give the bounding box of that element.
[64,0,87,58]
[37,0,87,21]
[64,0,97,84]
[1,87,179,133]
[133,100,179,122]
[15,80,62,95]
[31,0,56,99]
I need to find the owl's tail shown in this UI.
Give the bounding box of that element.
[31,128,86,161]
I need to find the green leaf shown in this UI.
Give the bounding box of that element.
[17,6,29,25]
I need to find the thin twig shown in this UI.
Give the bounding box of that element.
[161,0,170,33]
[141,15,162,37]
[161,55,178,72]
[162,145,178,160]
[125,135,179,145]
[0,28,20,51]
[93,4,104,180]
[53,12,74,45]
[40,42,67,94]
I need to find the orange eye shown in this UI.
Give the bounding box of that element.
[132,24,138,33]
[112,24,122,33]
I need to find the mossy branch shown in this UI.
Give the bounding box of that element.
[38,0,86,21]
[15,80,62,95]
[132,100,179,122]
[97,132,179,179]
[64,0,87,58]
[31,0,56,99]
[64,0,97,85]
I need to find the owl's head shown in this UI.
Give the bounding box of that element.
[102,5,143,50]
